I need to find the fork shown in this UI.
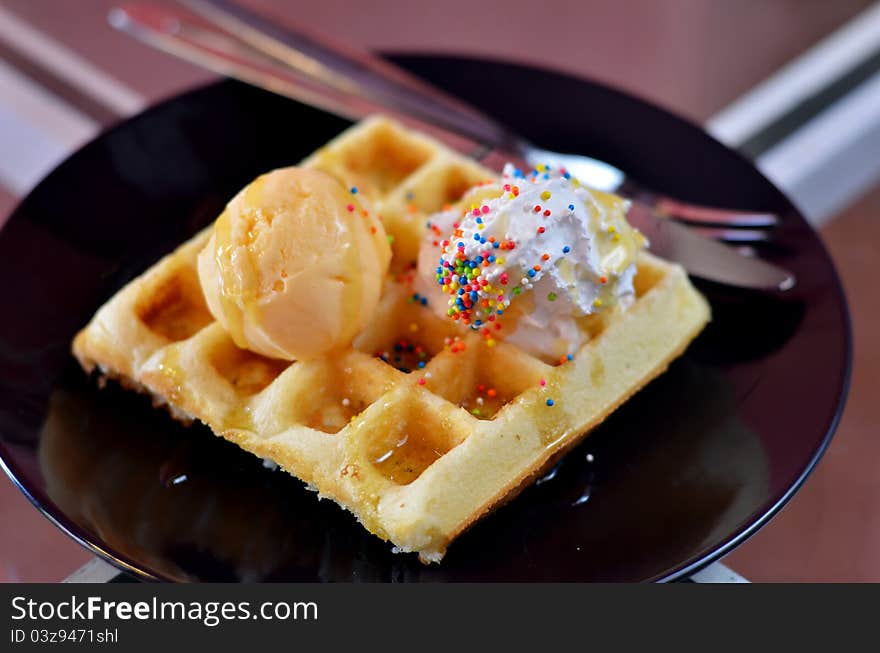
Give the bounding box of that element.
[110,0,794,289]
[118,0,780,241]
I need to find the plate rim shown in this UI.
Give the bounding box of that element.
[0,56,854,582]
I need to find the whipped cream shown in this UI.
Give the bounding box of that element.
[416,164,645,362]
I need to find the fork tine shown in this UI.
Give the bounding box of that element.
[688,227,772,243]
[655,198,779,228]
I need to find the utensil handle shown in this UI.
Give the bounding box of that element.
[108,5,386,123]
[178,0,521,151]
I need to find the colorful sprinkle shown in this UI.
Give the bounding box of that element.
[432,163,631,346]
[546,399,555,407]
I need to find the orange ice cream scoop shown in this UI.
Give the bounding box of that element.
[197,167,391,360]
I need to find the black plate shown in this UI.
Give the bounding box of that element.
[0,56,851,582]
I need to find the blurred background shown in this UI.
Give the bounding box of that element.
[0,0,878,582]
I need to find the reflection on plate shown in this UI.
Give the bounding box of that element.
[38,356,766,581]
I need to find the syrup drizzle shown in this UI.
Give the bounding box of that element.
[533,452,596,507]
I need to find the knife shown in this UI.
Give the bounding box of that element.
[110,1,796,292]
[626,203,795,291]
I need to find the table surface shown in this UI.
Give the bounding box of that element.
[0,0,877,582]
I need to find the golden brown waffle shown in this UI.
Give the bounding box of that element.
[72,117,711,562]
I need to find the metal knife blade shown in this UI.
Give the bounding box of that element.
[626,202,796,291]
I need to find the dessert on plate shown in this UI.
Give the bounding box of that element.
[72,116,710,562]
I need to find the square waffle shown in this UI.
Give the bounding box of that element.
[72,116,711,562]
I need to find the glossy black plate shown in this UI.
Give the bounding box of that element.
[0,56,851,581]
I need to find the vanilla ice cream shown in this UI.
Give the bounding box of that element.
[416,164,645,362]
[198,167,391,360]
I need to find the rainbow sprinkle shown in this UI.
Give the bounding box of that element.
[428,163,634,349]
[376,338,428,373]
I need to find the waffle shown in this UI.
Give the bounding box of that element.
[72,116,711,562]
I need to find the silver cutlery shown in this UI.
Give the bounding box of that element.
[109,0,795,291]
